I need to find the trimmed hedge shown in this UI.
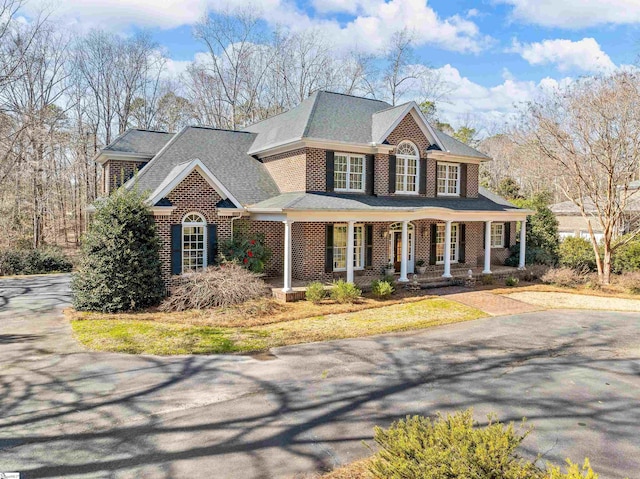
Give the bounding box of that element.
[0,248,73,276]
[559,236,597,272]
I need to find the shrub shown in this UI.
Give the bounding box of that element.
[72,188,165,312]
[305,281,326,303]
[612,238,640,274]
[160,263,270,311]
[330,279,362,304]
[559,236,597,271]
[480,274,495,285]
[505,276,519,287]
[219,233,271,273]
[368,409,597,479]
[541,267,587,288]
[505,244,556,267]
[369,410,541,479]
[616,272,640,294]
[371,279,394,299]
[0,248,73,276]
[522,264,549,282]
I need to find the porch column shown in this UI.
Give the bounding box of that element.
[518,218,527,270]
[399,220,409,282]
[346,220,355,283]
[282,220,294,293]
[442,220,452,278]
[483,220,492,275]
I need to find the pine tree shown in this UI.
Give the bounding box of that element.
[72,188,165,312]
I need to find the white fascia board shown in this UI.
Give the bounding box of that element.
[426,151,490,164]
[250,138,395,158]
[409,104,446,151]
[148,158,243,209]
[217,208,249,217]
[375,102,444,151]
[248,207,530,223]
[94,151,153,165]
[150,206,176,216]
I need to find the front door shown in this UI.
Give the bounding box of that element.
[391,229,414,273]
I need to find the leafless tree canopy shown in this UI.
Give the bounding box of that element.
[0,7,450,249]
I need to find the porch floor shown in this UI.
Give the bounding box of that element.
[267,265,521,301]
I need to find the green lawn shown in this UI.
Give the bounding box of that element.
[71,297,486,355]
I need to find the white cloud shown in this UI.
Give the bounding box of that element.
[509,38,616,73]
[22,0,491,54]
[497,0,640,28]
[430,64,572,129]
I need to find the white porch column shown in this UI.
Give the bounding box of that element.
[346,220,355,283]
[518,218,527,270]
[483,220,492,274]
[399,220,409,282]
[442,220,452,278]
[282,220,294,293]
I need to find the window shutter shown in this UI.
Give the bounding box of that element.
[365,154,374,195]
[483,222,486,249]
[434,162,439,197]
[459,224,466,263]
[504,222,511,248]
[388,155,396,194]
[419,158,427,195]
[365,224,373,267]
[207,224,217,266]
[171,224,182,275]
[325,224,334,273]
[325,151,335,192]
[429,224,437,265]
[460,164,467,197]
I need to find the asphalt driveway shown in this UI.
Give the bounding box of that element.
[0,275,639,478]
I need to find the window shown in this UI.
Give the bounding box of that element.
[437,162,460,196]
[435,223,458,264]
[182,213,207,273]
[333,224,364,271]
[491,223,505,248]
[334,153,365,192]
[395,141,419,193]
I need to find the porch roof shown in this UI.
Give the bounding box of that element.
[249,190,524,213]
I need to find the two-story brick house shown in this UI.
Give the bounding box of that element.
[94,91,529,297]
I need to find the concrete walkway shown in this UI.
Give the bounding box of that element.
[0,275,639,478]
[432,288,543,316]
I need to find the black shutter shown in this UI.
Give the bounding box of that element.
[504,222,511,248]
[325,224,334,273]
[365,224,373,267]
[366,154,374,195]
[419,158,427,195]
[388,155,396,194]
[326,151,335,192]
[429,224,437,265]
[459,224,466,263]
[483,222,486,249]
[171,224,182,275]
[434,161,439,197]
[207,224,217,266]
[460,164,467,197]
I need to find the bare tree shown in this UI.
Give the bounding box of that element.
[381,29,418,106]
[524,71,640,284]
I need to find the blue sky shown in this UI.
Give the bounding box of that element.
[20,0,640,130]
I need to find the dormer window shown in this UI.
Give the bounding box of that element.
[437,162,460,196]
[334,153,365,192]
[395,141,419,194]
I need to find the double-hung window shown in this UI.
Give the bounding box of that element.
[395,141,419,194]
[435,223,459,264]
[333,224,364,271]
[437,162,460,196]
[182,213,207,272]
[491,223,505,248]
[334,153,365,192]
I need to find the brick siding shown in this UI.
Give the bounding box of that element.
[103,159,148,195]
[261,148,306,192]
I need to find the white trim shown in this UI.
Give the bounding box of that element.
[217,208,249,217]
[332,223,365,272]
[374,103,444,150]
[395,140,420,194]
[435,222,459,265]
[249,138,395,157]
[334,152,366,193]
[94,151,153,165]
[490,222,505,248]
[426,151,487,164]
[181,212,207,273]
[436,162,461,197]
[151,206,176,216]
[148,158,242,209]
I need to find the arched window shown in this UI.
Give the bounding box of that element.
[182,213,207,272]
[395,141,419,193]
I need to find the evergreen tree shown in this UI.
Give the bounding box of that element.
[72,188,165,312]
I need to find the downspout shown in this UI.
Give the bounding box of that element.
[230,213,244,240]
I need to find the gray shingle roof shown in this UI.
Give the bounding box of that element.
[126,126,280,206]
[371,104,409,144]
[431,129,491,160]
[103,129,174,155]
[250,191,522,212]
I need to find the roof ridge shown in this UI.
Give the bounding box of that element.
[131,128,174,134]
[243,91,319,129]
[372,102,411,114]
[189,125,255,134]
[301,90,322,138]
[319,90,387,103]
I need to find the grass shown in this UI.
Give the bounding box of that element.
[69,297,486,355]
[490,282,640,300]
[309,459,373,479]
